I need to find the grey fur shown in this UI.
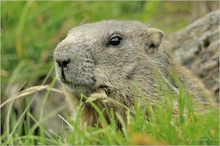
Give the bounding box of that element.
[54,20,216,128]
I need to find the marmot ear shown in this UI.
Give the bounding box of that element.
[143,28,164,54]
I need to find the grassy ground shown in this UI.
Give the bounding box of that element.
[1,1,219,145]
[1,76,219,145]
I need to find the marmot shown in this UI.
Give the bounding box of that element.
[54,20,216,128]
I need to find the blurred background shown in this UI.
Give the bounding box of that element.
[1,1,219,136]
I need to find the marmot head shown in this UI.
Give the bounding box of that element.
[54,20,164,96]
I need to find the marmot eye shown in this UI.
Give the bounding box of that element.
[108,36,122,46]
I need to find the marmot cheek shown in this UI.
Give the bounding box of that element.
[94,68,113,88]
[122,61,137,80]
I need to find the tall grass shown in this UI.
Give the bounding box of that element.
[1,68,219,145]
[1,89,219,145]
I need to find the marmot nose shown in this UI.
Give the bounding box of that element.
[56,59,70,68]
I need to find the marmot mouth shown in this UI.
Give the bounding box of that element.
[63,82,94,96]
[63,82,111,97]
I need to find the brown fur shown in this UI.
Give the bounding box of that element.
[54,20,216,128]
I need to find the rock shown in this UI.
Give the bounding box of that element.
[168,10,219,101]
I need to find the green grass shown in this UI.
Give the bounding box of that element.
[1,73,219,145]
[1,1,219,145]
